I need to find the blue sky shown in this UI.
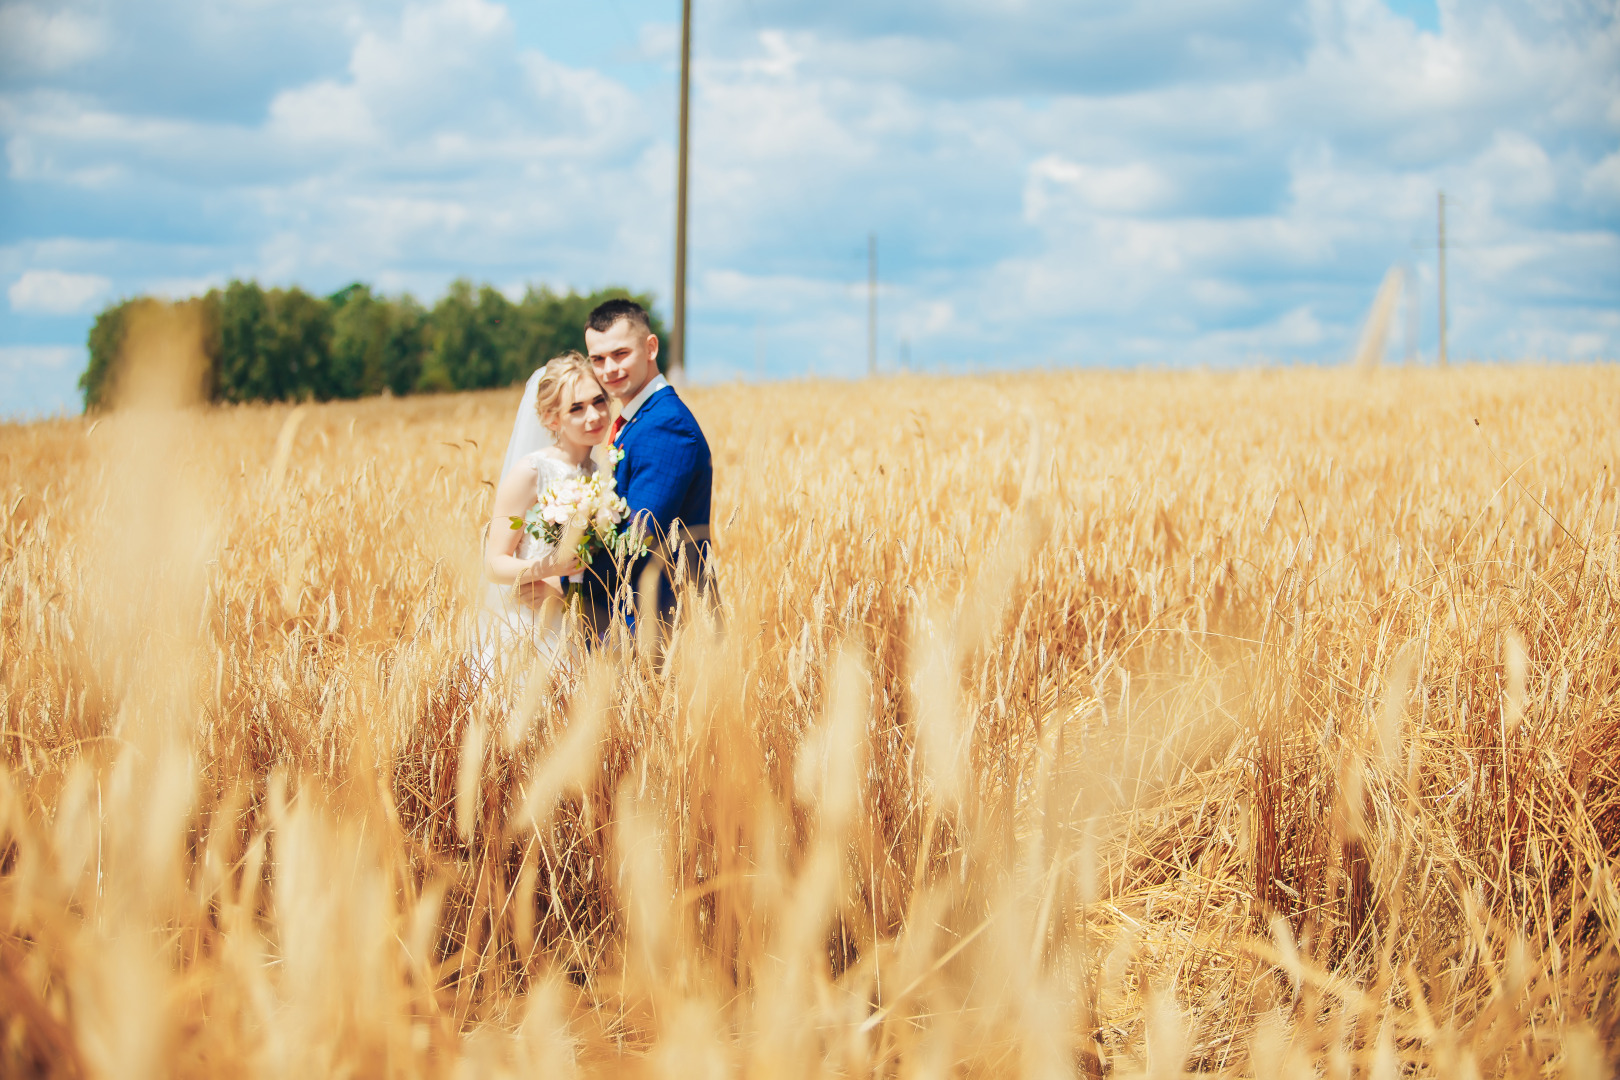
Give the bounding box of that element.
[2,0,1616,415]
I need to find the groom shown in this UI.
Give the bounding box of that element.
[584,298,713,635]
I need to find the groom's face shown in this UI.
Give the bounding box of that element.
[585,318,660,403]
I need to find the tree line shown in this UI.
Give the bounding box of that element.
[79,279,668,409]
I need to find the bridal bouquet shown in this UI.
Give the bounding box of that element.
[510,473,643,568]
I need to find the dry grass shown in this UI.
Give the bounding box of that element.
[1,364,1617,1078]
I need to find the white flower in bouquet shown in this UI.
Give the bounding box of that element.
[511,471,641,568]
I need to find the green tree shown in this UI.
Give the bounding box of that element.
[509,286,589,377]
[217,281,274,402]
[267,286,334,400]
[329,284,387,398]
[382,295,427,396]
[424,279,513,392]
[217,281,333,401]
[329,284,431,398]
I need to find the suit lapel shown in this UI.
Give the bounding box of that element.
[615,385,678,484]
[620,384,671,437]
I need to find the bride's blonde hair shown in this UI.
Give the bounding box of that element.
[532,351,603,427]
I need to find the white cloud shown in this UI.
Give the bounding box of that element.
[1472,131,1556,208]
[268,80,378,145]
[1025,156,1174,218]
[8,269,110,314]
[521,51,642,137]
[915,301,954,336]
[0,4,108,76]
[345,0,518,136]
[1583,151,1620,203]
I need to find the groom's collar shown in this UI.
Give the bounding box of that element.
[617,373,669,427]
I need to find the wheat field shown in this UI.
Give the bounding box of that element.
[1,360,1616,1078]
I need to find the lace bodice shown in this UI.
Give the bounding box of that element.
[516,450,598,561]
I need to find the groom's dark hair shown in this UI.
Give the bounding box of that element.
[586,297,653,337]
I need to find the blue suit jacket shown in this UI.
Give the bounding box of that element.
[590,385,712,627]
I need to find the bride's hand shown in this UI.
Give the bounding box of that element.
[513,576,564,605]
[515,559,549,587]
[516,554,581,586]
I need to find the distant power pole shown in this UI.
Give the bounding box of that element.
[670,0,693,381]
[900,337,911,372]
[867,233,877,377]
[1437,190,1448,368]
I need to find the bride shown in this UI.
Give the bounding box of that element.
[482,351,613,660]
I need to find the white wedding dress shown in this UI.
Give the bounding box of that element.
[479,449,599,667]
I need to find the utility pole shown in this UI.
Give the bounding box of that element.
[867,232,877,377]
[671,0,692,382]
[1437,190,1447,368]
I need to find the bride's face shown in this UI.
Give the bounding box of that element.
[546,375,611,447]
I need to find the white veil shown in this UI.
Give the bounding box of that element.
[500,367,558,481]
[478,367,560,672]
